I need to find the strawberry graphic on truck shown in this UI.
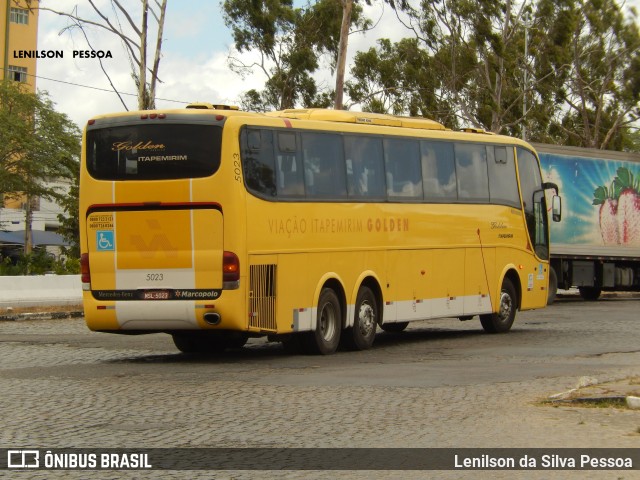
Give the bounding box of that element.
[593,167,640,246]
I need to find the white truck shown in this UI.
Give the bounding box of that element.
[534,144,640,303]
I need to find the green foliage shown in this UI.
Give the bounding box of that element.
[225,0,639,152]
[549,0,640,148]
[347,38,455,124]
[0,80,81,203]
[0,249,79,276]
[56,163,80,258]
[224,0,369,110]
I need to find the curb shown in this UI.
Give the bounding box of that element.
[0,311,84,322]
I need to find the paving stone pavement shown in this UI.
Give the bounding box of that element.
[0,312,639,480]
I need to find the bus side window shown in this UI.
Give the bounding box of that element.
[302,132,346,198]
[454,143,489,202]
[345,135,385,199]
[421,141,457,202]
[384,138,423,200]
[276,132,304,197]
[241,128,277,197]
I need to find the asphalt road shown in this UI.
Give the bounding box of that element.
[1,294,639,479]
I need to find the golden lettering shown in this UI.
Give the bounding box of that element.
[111,140,166,152]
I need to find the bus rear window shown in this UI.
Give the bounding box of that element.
[86,124,222,180]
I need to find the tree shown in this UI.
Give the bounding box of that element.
[0,80,81,253]
[56,162,80,259]
[546,0,640,149]
[392,0,546,134]
[224,0,369,111]
[347,38,453,122]
[33,0,167,110]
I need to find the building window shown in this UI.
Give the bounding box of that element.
[7,66,27,83]
[10,7,29,25]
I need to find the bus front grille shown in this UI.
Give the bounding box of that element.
[249,264,277,331]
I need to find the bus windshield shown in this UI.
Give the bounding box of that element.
[85,123,222,181]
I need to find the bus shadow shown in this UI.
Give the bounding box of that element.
[106,326,527,365]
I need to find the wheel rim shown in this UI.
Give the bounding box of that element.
[319,302,337,342]
[357,301,375,336]
[498,290,513,323]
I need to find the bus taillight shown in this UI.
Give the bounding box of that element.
[80,253,91,291]
[223,251,240,289]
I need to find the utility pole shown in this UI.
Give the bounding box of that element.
[24,195,33,274]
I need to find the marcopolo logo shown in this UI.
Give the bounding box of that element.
[7,450,39,468]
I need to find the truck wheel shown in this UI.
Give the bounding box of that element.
[547,267,558,305]
[578,286,602,301]
[343,286,378,350]
[480,278,517,333]
[303,288,342,355]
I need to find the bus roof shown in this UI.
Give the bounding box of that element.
[266,108,448,131]
[86,105,534,150]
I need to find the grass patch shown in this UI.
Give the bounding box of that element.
[543,396,628,409]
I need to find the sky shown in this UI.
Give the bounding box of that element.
[32,0,640,130]
[34,0,408,128]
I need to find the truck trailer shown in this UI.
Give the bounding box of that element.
[534,144,640,303]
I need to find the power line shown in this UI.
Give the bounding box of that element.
[11,69,191,105]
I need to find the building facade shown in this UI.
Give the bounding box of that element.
[1,1,69,257]
[1,0,38,91]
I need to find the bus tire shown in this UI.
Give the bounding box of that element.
[547,266,558,305]
[172,332,247,353]
[221,333,249,350]
[281,334,304,354]
[480,278,517,333]
[172,333,209,354]
[343,286,378,350]
[304,288,342,355]
[381,322,409,333]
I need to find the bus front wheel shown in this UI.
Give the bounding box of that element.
[343,286,378,350]
[547,266,558,305]
[480,278,517,333]
[304,288,342,355]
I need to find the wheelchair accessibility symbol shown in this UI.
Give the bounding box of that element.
[96,230,115,251]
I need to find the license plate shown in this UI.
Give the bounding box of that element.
[143,290,170,300]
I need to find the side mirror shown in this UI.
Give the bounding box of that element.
[552,195,562,222]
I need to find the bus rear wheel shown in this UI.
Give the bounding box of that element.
[171,332,247,354]
[343,286,378,350]
[480,278,517,333]
[172,333,209,353]
[303,288,342,355]
[381,322,409,333]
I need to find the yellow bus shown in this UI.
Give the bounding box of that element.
[80,105,561,355]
